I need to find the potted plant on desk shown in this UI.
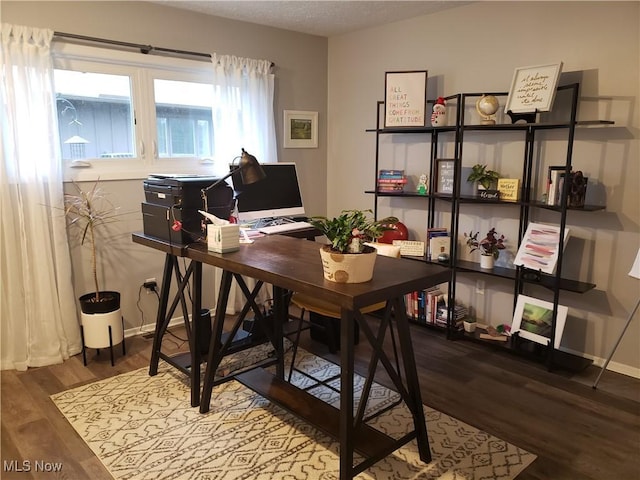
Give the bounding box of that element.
[465,227,506,270]
[309,209,397,283]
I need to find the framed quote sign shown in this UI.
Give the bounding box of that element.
[435,158,455,195]
[505,62,563,114]
[384,70,427,128]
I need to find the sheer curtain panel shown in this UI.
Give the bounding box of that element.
[210,54,276,176]
[1,24,81,370]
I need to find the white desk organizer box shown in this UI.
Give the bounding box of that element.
[207,224,240,253]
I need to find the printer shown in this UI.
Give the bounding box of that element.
[142,175,234,245]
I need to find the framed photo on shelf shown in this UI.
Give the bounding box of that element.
[384,70,428,128]
[435,158,455,195]
[511,294,568,348]
[505,62,563,114]
[283,110,318,148]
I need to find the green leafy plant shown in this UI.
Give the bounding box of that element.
[309,209,398,254]
[467,164,500,190]
[63,180,120,303]
[464,228,506,259]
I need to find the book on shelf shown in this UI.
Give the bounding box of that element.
[546,165,569,205]
[429,235,450,262]
[497,178,520,201]
[378,169,405,178]
[405,286,443,325]
[426,227,449,260]
[377,177,408,184]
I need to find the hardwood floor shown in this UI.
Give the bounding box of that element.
[1,317,638,479]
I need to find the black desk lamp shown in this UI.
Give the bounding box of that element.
[201,148,266,213]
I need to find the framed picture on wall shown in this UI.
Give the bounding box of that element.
[435,158,455,195]
[384,70,428,128]
[511,294,568,348]
[283,110,318,148]
[505,62,563,114]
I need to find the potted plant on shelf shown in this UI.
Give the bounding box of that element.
[309,209,397,283]
[467,164,500,193]
[465,227,506,269]
[462,317,477,334]
[63,180,125,364]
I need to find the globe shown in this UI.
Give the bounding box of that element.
[476,94,499,125]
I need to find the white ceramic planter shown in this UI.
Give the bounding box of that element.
[480,254,495,269]
[463,320,477,333]
[319,245,377,283]
[81,309,124,349]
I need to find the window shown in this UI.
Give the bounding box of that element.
[154,79,214,158]
[55,70,135,161]
[52,43,217,181]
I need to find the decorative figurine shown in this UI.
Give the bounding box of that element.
[431,97,447,127]
[476,94,499,125]
[417,173,428,195]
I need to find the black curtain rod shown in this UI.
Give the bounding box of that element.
[53,31,275,67]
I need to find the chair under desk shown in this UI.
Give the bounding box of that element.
[132,232,450,480]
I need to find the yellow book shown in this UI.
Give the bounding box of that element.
[497,178,520,201]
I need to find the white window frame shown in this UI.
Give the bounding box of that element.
[52,43,218,182]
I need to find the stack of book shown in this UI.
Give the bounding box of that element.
[435,304,469,330]
[377,169,407,192]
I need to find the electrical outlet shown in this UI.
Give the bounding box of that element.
[475,280,485,295]
[144,278,157,293]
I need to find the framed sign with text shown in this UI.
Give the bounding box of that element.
[384,70,427,128]
[505,62,563,114]
[435,158,455,195]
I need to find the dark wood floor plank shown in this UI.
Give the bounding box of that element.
[1,317,638,480]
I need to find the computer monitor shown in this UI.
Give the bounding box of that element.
[231,162,306,222]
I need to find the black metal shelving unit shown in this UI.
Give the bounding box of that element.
[366,83,613,371]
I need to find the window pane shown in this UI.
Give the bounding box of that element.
[54,70,135,161]
[154,79,214,159]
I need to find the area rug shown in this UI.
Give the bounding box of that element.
[51,347,535,479]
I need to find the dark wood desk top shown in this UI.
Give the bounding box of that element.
[186,235,451,311]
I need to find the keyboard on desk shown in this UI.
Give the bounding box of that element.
[258,221,313,234]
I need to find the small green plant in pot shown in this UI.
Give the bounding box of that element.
[467,164,500,190]
[309,209,398,283]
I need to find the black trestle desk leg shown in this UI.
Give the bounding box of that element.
[339,307,355,480]
[393,297,431,463]
[272,286,286,379]
[150,253,173,376]
[190,260,203,408]
[200,269,233,414]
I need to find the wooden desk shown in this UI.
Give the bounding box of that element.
[133,233,450,479]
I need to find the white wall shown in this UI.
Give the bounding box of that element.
[327,1,640,376]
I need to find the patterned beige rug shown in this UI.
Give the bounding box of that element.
[51,347,535,479]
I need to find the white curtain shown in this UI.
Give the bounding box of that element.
[210,54,276,175]
[0,24,81,370]
[209,54,275,312]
